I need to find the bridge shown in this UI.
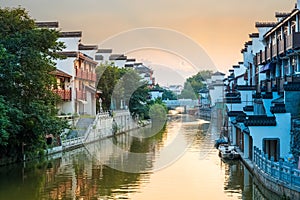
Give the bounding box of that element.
[163,99,199,110]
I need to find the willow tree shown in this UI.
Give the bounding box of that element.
[0,7,67,161]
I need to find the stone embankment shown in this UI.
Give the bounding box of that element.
[47,110,139,155]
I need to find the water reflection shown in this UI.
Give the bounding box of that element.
[0,114,280,199]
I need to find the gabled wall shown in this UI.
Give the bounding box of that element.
[248,113,291,158]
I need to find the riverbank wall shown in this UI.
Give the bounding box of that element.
[47,110,140,155]
[238,148,300,199]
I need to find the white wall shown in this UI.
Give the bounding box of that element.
[150,91,163,100]
[210,85,224,106]
[240,90,253,106]
[55,58,75,77]
[249,113,291,158]
[58,37,80,51]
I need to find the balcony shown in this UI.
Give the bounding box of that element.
[53,89,71,101]
[286,32,300,50]
[272,43,277,58]
[76,89,86,101]
[266,46,271,61]
[278,39,285,55]
[76,69,97,82]
[261,51,266,64]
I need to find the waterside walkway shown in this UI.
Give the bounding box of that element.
[237,147,300,199]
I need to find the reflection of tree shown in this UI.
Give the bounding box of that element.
[0,125,170,200]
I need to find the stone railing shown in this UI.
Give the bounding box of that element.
[253,147,300,190]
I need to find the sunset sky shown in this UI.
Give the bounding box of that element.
[1,0,297,85]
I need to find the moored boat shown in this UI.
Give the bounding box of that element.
[214,136,228,148]
[218,144,240,160]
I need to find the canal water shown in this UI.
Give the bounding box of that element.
[0,114,280,199]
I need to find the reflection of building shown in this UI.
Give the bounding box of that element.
[39,127,162,199]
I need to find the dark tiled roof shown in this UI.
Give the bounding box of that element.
[212,71,225,76]
[36,21,59,28]
[252,93,262,99]
[78,43,98,50]
[125,64,134,68]
[236,85,256,90]
[60,31,82,38]
[262,92,273,99]
[244,115,276,126]
[275,12,290,18]
[109,54,127,60]
[249,33,259,38]
[95,55,103,60]
[126,58,136,62]
[58,51,77,57]
[97,49,112,53]
[283,82,300,91]
[255,22,277,28]
[245,41,252,46]
[270,103,286,114]
[227,111,246,117]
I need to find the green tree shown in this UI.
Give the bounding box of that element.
[96,63,127,110]
[179,70,213,99]
[96,63,150,119]
[0,7,67,160]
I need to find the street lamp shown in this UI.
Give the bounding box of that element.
[99,98,103,113]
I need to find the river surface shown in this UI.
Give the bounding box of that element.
[0,114,280,199]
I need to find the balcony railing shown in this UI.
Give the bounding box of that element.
[256,52,261,65]
[261,51,266,64]
[76,89,86,101]
[278,39,285,55]
[272,43,277,58]
[266,46,271,61]
[76,69,97,82]
[53,89,71,101]
[286,32,300,50]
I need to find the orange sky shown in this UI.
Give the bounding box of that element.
[1,0,297,83]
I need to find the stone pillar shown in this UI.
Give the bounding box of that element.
[276,62,280,77]
[231,124,236,145]
[244,133,249,159]
[281,60,285,78]
[297,55,300,72]
[289,57,293,76]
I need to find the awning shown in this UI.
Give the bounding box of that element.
[260,63,275,73]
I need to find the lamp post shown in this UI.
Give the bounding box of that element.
[99,98,103,113]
